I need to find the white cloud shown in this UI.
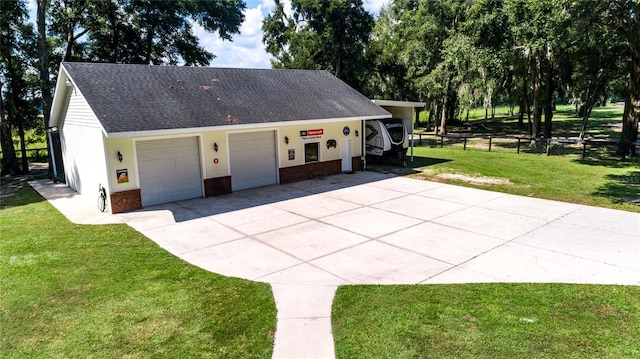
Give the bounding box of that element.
[197,0,391,69]
[197,4,273,68]
[363,0,390,14]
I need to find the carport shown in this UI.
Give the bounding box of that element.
[371,99,426,162]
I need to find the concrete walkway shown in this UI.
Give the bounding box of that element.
[30,173,640,359]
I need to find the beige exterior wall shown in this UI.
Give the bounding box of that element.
[104,136,138,192]
[103,119,365,195]
[278,120,363,168]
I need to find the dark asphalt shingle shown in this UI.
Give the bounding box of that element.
[62,62,390,134]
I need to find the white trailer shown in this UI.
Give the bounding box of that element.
[365,118,409,161]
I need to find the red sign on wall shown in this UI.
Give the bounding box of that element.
[307,129,324,136]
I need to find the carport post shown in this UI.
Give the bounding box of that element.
[361,119,367,170]
[411,107,420,162]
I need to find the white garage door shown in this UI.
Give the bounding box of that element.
[136,137,202,206]
[229,131,277,191]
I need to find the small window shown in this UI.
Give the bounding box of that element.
[305,142,319,163]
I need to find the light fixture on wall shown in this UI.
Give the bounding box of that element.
[213,142,219,152]
[65,78,72,87]
[355,130,359,137]
[117,150,123,162]
[284,136,289,145]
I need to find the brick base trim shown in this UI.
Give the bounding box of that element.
[110,189,142,214]
[204,176,232,197]
[352,156,363,171]
[279,159,343,184]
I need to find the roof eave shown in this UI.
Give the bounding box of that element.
[372,99,427,108]
[105,114,391,138]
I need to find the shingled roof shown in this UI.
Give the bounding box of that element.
[58,62,390,134]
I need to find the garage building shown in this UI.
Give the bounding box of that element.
[49,62,391,213]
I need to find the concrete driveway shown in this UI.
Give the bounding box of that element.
[31,172,640,359]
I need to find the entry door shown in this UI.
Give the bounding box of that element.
[136,137,202,207]
[229,131,277,191]
[340,139,352,172]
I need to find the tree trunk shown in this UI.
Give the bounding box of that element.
[0,86,19,176]
[532,53,542,140]
[518,101,524,126]
[434,102,442,134]
[543,55,554,138]
[440,97,447,135]
[37,0,53,177]
[17,122,28,172]
[621,49,639,155]
[484,98,488,120]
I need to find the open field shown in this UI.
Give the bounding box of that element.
[0,184,276,358]
[418,104,628,141]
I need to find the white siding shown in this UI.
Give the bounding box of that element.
[60,124,108,196]
[59,88,108,199]
[62,87,102,128]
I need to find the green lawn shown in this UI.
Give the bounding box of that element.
[333,284,640,358]
[0,184,276,358]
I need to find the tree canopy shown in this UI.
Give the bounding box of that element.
[50,0,245,65]
[0,0,246,174]
[263,0,374,90]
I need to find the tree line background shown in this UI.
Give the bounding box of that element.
[1,0,639,176]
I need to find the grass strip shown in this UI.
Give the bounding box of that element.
[333,283,640,359]
[0,185,276,358]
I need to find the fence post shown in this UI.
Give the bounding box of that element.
[440,135,444,148]
[517,138,521,154]
[488,137,492,151]
[463,137,467,150]
[546,139,551,156]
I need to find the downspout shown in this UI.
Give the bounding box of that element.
[47,128,58,179]
[361,119,366,171]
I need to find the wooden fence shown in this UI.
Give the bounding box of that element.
[411,133,638,158]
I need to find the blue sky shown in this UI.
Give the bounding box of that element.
[28,0,389,69]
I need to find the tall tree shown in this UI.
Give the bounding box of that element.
[382,0,470,133]
[37,0,54,177]
[1,0,40,175]
[365,5,415,100]
[464,0,512,120]
[49,0,246,65]
[263,0,374,90]
[597,0,640,154]
[564,13,626,139]
[505,0,569,139]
